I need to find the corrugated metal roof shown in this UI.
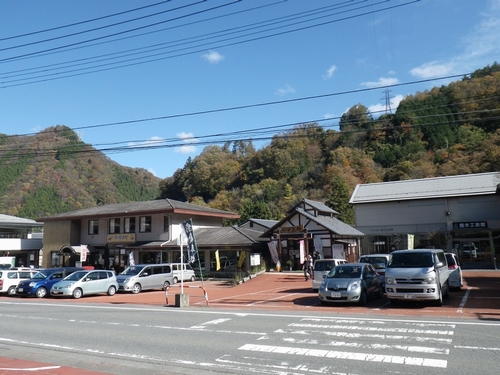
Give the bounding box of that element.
[302,198,339,215]
[349,172,500,204]
[296,208,364,237]
[0,214,43,228]
[36,198,239,221]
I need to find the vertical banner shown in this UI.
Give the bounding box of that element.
[299,240,305,264]
[238,251,247,269]
[215,250,221,271]
[181,219,198,264]
[313,236,324,259]
[128,252,135,266]
[267,241,279,264]
[80,245,88,262]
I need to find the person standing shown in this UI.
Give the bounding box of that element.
[303,255,313,281]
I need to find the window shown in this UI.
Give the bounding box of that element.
[109,218,120,234]
[163,216,170,233]
[88,220,99,235]
[140,216,152,233]
[124,217,136,233]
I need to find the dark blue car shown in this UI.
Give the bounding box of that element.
[16,267,83,298]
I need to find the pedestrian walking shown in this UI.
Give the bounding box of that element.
[303,255,313,281]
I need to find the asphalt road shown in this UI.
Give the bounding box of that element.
[0,270,499,374]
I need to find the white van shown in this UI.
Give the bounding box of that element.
[169,263,196,283]
[116,264,174,294]
[312,259,347,291]
[385,249,450,306]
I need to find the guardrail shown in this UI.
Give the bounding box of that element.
[164,284,209,306]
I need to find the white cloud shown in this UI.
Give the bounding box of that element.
[410,61,454,79]
[361,77,399,88]
[128,136,164,148]
[411,0,500,78]
[323,65,337,79]
[275,84,295,96]
[201,50,224,64]
[176,131,198,154]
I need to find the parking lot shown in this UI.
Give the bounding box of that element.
[12,269,499,321]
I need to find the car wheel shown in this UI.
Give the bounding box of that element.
[107,286,116,296]
[132,283,141,294]
[163,281,171,290]
[358,290,368,306]
[35,287,47,298]
[190,275,195,282]
[173,277,178,284]
[433,290,443,307]
[72,288,83,299]
[7,286,16,296]
[443,281,450,299]
[376,286,383,299]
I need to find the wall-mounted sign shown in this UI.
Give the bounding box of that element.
[107,233,136,243]
[452,221,488,230]
[280,225,304,234]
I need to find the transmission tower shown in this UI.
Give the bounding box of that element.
[381,88,394,114]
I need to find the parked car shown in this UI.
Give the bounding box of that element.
[385,249,450,306]
[358,254,390,287]
[312,259,347,291]
[318,263,383,305]
[0,268,39,296]
[50,270,117,299]
[117,264,174,294]
[16,267,83,298]
[169,263,196,283]
[445,253,463,290]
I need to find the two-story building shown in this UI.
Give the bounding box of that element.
[0,214,43,267]
[36,198,242,273]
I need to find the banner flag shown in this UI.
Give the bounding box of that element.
[128,252,135,266]
[181,218,198,264]
[215,250,221,271]
[238,251,247,268]
[80,245,88,262]
[267,241,279,264]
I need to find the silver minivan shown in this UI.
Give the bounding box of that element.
[385,249,450,306]
[312,259,347,291]
[117,264,174,294]
[50,270,118,299]
[169,263,196,283]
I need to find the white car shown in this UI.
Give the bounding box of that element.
[446,253,463,290]
[0,268,39,296]
[312,259,347,291]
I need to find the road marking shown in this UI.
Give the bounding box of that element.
[457,287,471,313]
[455,345,500,351]
[238,344,448,368]
[0,366,61,371]
[247,293,298,306]
[190,318,231,329]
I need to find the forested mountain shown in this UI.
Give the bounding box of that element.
[2,63,500,223]
[159,63,500,224]
[0,125,160,219]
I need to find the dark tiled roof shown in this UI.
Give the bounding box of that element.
[36,198,239,221]
[296,208,364,237]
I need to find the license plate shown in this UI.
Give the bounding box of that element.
[404,293,415,299]
[330,292,341,298]
[18,288,23,292]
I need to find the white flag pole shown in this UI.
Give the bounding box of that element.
[180,233,184,294]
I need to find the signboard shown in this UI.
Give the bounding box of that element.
[107,233,136,243]
[280,225,304,234]
[452,221,488,230]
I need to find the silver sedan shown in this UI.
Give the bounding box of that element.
[318,263,383,306]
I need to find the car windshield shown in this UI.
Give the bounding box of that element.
[327,266,361,279]
[314,261,336,272]
[64,271,88,281]
[388,252,434,268]
[31,271,51,280]
[359,257,387,269]
[120,265,145,275]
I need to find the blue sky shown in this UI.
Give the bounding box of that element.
[1,0,499,179]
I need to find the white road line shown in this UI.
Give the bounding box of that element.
[247,293,299,306]
[190,318,231,329]
[289,323,454,336]
[455,345,500,351]
[457,287,471,313]
[239,344,447,368]
[0,366,61,371]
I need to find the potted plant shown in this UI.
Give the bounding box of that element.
[286,260,293,271]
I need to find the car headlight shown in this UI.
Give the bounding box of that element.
[424,277,435,284]
[349,281,361,291]
[123,278,130,283]
[29,282,36,287]
[385,277,394,284]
